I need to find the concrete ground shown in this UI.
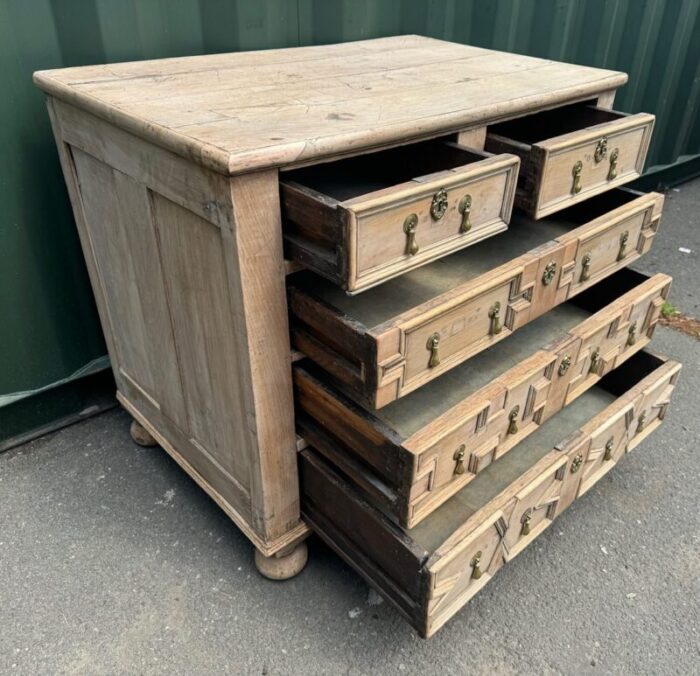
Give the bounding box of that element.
[2,179,699,675]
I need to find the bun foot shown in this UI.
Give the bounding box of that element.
[255,541,308,580]
[130,419,158,447]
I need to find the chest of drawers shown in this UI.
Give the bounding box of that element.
[35,35,680,634]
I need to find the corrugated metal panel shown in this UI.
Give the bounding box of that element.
[1,0,698,435]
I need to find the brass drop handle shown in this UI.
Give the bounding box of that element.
[458,194,472,233]
[604,437,614,461]
[617,230,629,261]
[627,321,637,346]
[580,252,592,282]
[570,453,583,473]
[608,148,619,181]
[470,550,483,580]
[572,160,583,194]
[521,510,532,536]
[558,354,572,376]
[589,347,600,374]
[453,444,466,475]
[488,302,502,336]
[636,411,647,434]
[426,332,441,368]
[542,261,557,286]
[403,213,419,256]
[507,405,520,435]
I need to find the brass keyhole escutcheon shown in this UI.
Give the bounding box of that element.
[570,453,584,474]
[627,321,637,346]
[604,437,614,461]
[458,194,472,233]
[608,148,619,181]
[521,510,532,536]
[558,354,572,376]
[594,137,608,163]
[572,160,583,194]
[488,302,502,335]
[542,261,557,286]
[426,332,441,368]
[470,550,483,580]
[580,252,592,283]
[617,230,629,261]
[636,411,647,434]
[507,405,520,435]
[403,213,419,256]
[589,347,600,375]
[430,187,449,221]
[453,444,466,476]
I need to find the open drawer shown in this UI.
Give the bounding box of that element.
[300,351,681,638]
[485,103,654,219]
[281,139,519,293]
[288,188,664,409]
[295,268,670,528]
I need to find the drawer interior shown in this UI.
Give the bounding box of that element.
[281,138,488,202]
[394,348,665,550]
[487,103,627,146]
[299,267,650,439]
[289,189,646,329]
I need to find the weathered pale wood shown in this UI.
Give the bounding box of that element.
[34,36,627,175]
[47,101,306,557]
[301,352,681,637]
[295,269,670,528]
[282,142,519,292]
[486,105,655,218]
[289,189,664,408]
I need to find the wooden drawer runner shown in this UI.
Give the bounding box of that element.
[281,140,519,293]
[300,352,681,638]
[485,104,654,218]
[295,269,670,528]
[288,189,663,408]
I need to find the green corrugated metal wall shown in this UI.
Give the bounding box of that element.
[2,0,699,440]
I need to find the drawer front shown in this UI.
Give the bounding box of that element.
[562,275,670,405]
[533,113,654,217]
[557,192,662,297]
[350,154,519,291]
[383,263,539,399]
[406,351,557,525]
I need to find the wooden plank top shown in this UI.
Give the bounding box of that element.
[34,36,627,176]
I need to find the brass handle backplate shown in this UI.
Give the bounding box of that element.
[521,510,532,536]
[488,302,502,336]
[453,444,466,475]
[572,160,583,194]
[507,405,520,435]
[580,252,592,282]
[617,230,629,261]
[608,148,619,181]
[403,213,419,255]
[604,437,614,461]
[558,355,572,376]
[589,347,600,374]
[470,550,483,580]
[426,332,441,368]
[627,321,637,346]
[430,188,449,220]
[542,261,557,286]
[594,137,608,163]
[458,194,472,233]
[571,453,583,473]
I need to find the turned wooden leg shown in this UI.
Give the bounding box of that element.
[130,419,158,447]
[254,541,308,580]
